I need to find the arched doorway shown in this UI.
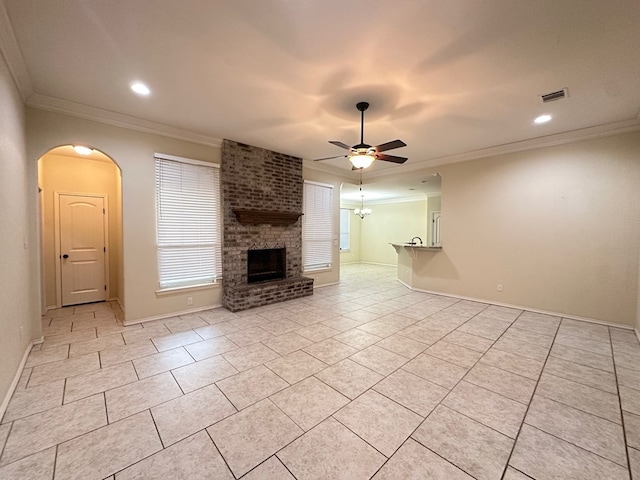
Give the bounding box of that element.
[38,145,123,313]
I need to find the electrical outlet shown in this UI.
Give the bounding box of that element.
[187,296,193,306]
[497,284,503,292]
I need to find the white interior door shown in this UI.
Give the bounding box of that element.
[59,194,107,306]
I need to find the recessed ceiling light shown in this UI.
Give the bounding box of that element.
[73,145,93,155]
[534,114,552,124]
[130,82,151,96]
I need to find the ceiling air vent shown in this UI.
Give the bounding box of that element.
[540,88,568,103]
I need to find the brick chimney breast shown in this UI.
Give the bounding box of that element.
[221,139,313,311]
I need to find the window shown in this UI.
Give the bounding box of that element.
[155,154,222,289]
[340,208,350,251]
[303,181,333,271]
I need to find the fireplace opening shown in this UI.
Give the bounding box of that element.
[247,248,286,284]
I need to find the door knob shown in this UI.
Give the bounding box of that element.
[62,254,69,259]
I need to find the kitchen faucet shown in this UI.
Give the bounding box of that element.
[410,236,423,246]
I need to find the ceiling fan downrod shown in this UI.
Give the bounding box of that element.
[356,102,369,147]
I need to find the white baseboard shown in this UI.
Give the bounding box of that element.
[359,261,397,267]
[123,303,222,326]
[398,280,635,331]
[0,340,37,421]
[47,297,121,312]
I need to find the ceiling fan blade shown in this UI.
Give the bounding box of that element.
[377,153,408,164]
[374,139,407,152]
[313,154,347,162]
[329,140,353,150]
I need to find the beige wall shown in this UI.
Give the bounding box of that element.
[339,202,362,264]
[360,199,428,265]
[0,53,41,410]
[39,153,122,308]
[27,108,222,323]
[19,102,640,335]
[411,132,640,326]
[637,245,640,333]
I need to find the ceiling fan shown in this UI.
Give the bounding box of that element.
[314,102,408,169]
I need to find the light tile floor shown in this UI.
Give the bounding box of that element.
[1,264,639,479]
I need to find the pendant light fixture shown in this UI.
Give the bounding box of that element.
[354,168,372,219]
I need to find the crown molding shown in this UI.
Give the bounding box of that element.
[27,93,223,148]
[366,195,427,205]
[364,117,640,180]
[0,1,34,100]
[341,194,427,206]
[22,93,640,173]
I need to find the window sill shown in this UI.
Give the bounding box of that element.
[155,281,221,296]
[303,267,333,274]
[340,249,351,253]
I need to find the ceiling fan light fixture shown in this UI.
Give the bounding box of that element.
[350,152,375,169]
[314,102,407,167]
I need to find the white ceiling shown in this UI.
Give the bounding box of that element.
[4,1,640,200]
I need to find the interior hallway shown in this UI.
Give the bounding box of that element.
[1,264,639,479]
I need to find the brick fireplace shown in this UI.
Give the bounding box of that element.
[221,139,313,312]
[247,248,286,284]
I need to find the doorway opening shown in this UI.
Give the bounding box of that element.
[38,145,123,310]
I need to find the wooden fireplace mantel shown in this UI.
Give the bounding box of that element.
[232,209,303,226]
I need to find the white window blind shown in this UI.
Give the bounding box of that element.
[340,208,350,251]
[303,181,333,271]
[155,155,222,289]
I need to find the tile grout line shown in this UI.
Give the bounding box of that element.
[553,338,616,358]
[204,426,244,479]
[546,349,615,374]
[542,358,619,393]
[610,328,634,479]
[529,387,623,426]
[495,312,561,479]
[498,317,629,478]
[15,267,631,478]
[363,307,526,479]
[0,422,14,464]
[52,444,58,480]
[148,407,166,450]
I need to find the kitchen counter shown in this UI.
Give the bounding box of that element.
[390,243,442,288]
[390,243,442,252]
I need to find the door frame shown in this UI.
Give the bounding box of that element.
[431,210,441,247]
[53,191,110,308]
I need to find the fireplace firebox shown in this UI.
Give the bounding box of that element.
[247,248,286,284]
